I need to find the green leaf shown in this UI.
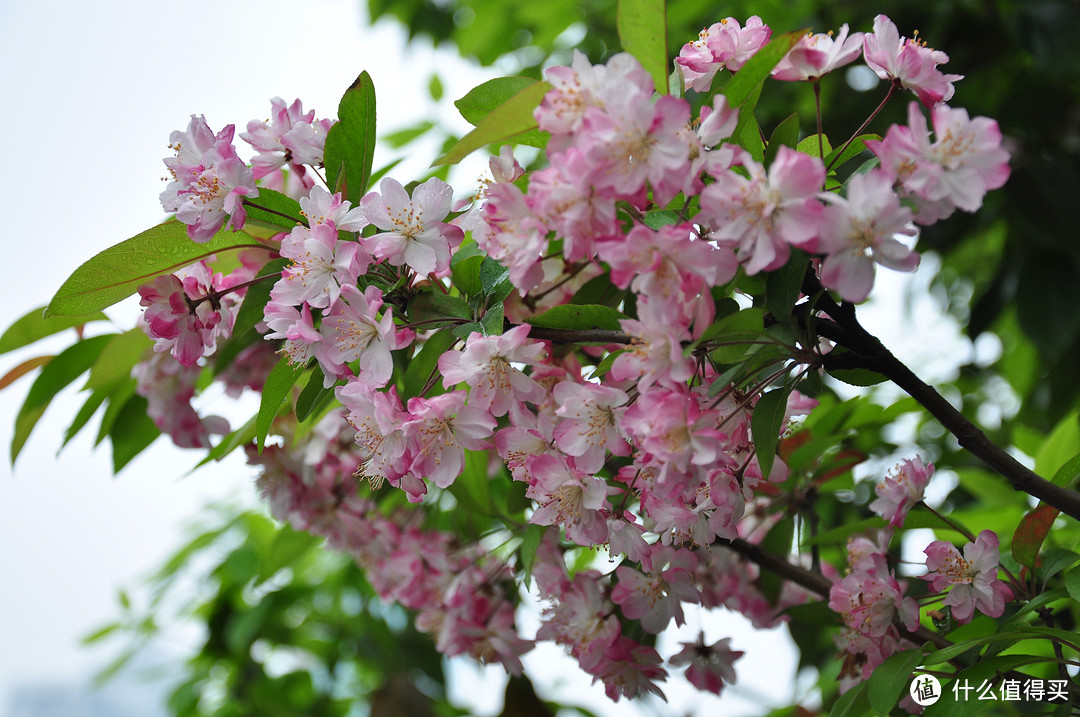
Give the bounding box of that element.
[1035,411,1080,480]
[11,334,112,462]
[797,133,833,159]
[752,384,792,483]
[1050,451,1080,488]
[617,0,668,94]
[766,250,808,325]
[823,134,879,169]
[215,259,286,372]
[765,113,800,166]
[519,524,545,583]
[324,71,377,204]
[428,73,443,102]
[404,329,456,400]
[296,367,337,423]
[449,449,494,516]
[455,76,537,126]
[46,222,266,317]
[109,394,159,472]
[195,416,257,468]
[1066,566,1080,602]
[241,189,305,231]
[868,649,925,716]
[0,307,109,355]
[479,257,512,299]
[407,291,473,327]
[62,387,109,447]
[84,329,151,392]
[829,676,869,717]
[481,302,504,336]
[451,254,484,297]
[758,516,794,604]
[1011,504,1059,569]
[722,31,804,109]
[434,80,551,166]
[382,120,435,149]
[257,356,304,453]
[526,304,627,332]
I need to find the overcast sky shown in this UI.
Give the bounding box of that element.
[0,2,980,715]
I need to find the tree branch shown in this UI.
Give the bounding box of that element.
[802,273,1080,522]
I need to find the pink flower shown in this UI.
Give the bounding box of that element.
[773,25,864,81]
[669,634,743,696]
[817,168,919,302]
[133,352,228,448]
[862,15,962,108]
[527,454,613,546]
[536,571,620,671]
[869,456,934,528]
[240,97,333,180]
[676,17,772,92]
[552,382,631,473]
[592,636,667,702]
[699,146,825,275]
[319,285,413,388]
[923,530,1013,623]
[611,546,699,633]
[275,223,369,309]
[263,296,322,366]
[402,391,496,490]
[161,115,258,242]
[299,186,367,231]
[438,325,548,417]
[361,177,463,276]
[138,261,237,366]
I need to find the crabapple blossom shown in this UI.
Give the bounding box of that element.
[772,24,864,81]
[361,177,463,276]
[319,284,413,387]
[161,115,258,241]
[677,17,772,92]
[868,102,1011,224]
[527,454,613,546]
[401,391,496,490]
[817,168,919,302]
[138,260,241,366]
[552,381,631,473]
[299,186,367,231]
[869,456,934,528]
[133,352,229,449]
[862,15,963,108]
[924,530,1014,623]
[240,97,333,183]
[612,545,699,633]
[699,145,825,275]
[669,634,743,696]
[438,324,548,417]
[275,222,369,308]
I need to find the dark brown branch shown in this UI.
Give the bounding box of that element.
[516,324,634,345]
[721,539,951,649]
[802,273,1080,522]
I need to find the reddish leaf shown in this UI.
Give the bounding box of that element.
[1012,504,1060,568]
[0,355,54,392]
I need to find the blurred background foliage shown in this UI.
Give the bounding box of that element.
[90,1,1080,714]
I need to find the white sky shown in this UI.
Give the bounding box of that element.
[0,1,979,715]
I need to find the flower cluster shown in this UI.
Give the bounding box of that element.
[125,11,1017,708]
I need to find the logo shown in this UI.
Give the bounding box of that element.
[910,674,942,706]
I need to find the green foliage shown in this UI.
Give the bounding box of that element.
[0,306,109,355]
[324,71,378,203]
[617,0,668,94]
[46,222,266,317]
[434,80,551,165]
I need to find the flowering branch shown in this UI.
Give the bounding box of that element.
[802,272,1080,522]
